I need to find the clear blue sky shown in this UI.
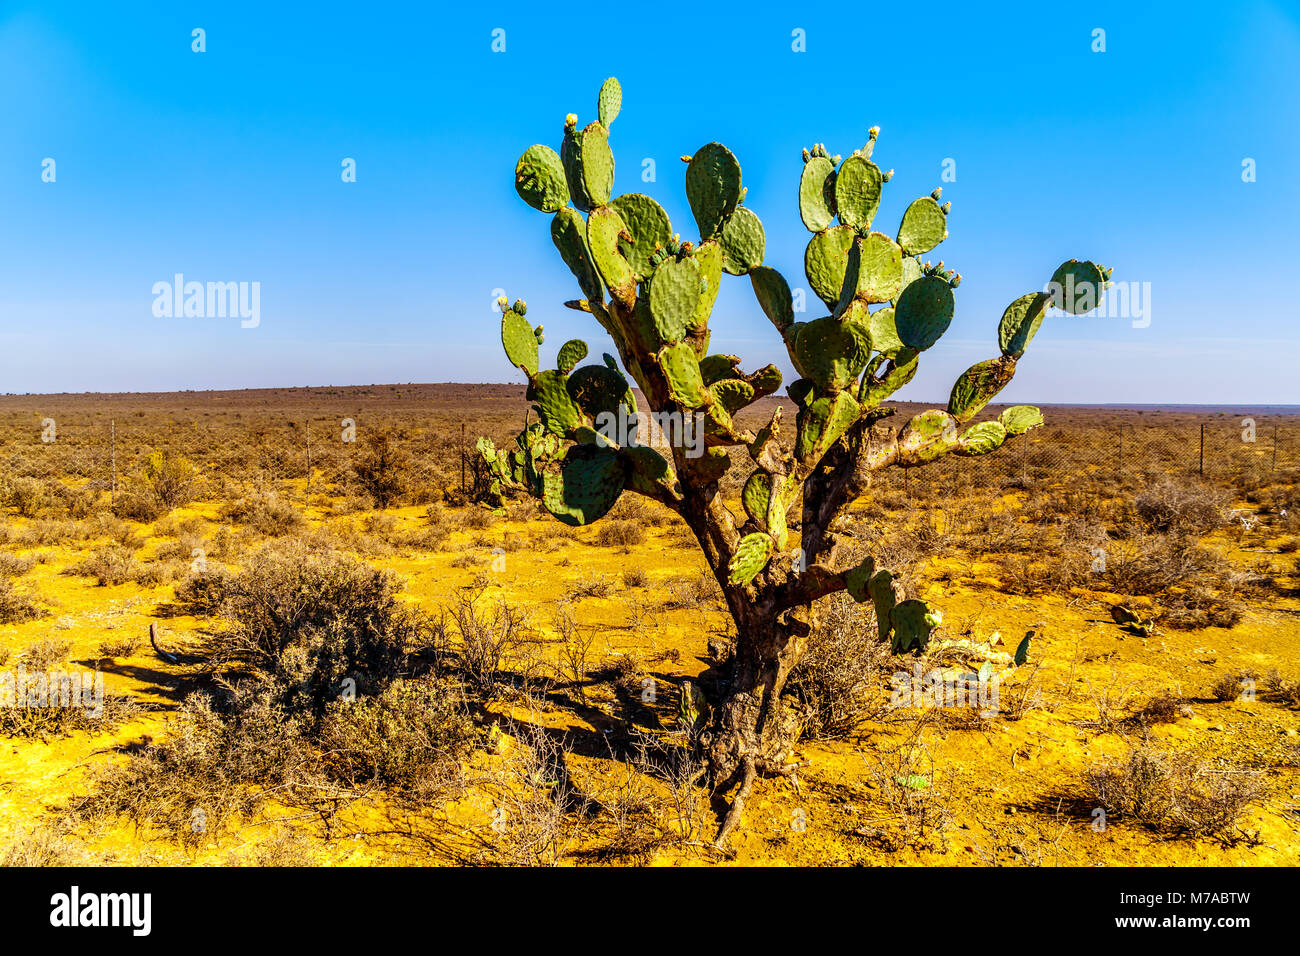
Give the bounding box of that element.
[1,0,1296,403]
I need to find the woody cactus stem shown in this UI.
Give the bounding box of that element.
[487,78,1111,845]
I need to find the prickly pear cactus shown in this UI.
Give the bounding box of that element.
[481,77,1110,671]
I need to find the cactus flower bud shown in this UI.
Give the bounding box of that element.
[513,299,526,315]
[941,201,951,214]
[680,154,692,163]
[496,296,509,311]
[565,113,577,128]
[931,187,943,200]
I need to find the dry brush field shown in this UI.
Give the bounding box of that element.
[1,384,1298,866]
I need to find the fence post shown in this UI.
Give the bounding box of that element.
[110,419,117,507]
[1273,424,1279,471]
[460,423,466,498]
[1199,422,1205,477]
[304,424,312,505]
[1118,423,1124,477]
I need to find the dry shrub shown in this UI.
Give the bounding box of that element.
[788,591,891,739]
[352,430,409,508]
[202,542,436,713]
[219,493,306,536]
[1134,479,1228,535]
[570,573,615,599]
[622,567,649,588]
[318,677,474,794]
[64,544,141,587]
[0,553,36,577]
[594,520,645,548]
[0,577,43,623]
[448,587,532,695]
[1085,745,1263,841]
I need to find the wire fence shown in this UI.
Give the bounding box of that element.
[0,410,1296,510]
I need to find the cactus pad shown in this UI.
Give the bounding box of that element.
[515,145,569,213]
[896,196,947,256]
[541,444,625,526]
[750,266,794,332]
[799,155,837,232]
[657,341,709,408]
[608,193,673,280]
[501,307,539,376]
[556,339,589,374]
[999,404,1044,435]
[598,77,621,127]
[869,306,903,356]
[795,315,872,391]
[854,232,904,304]
[579,121,614,208]
[727,532,774,586]
[550,207,604,304]
[890,599,936,654]
[947,357,1016,421]
[1049,259,1106,314]
[997,291,1050,358]
[805,225,855,309]
[719,205,765,275]
[685,142,742,240]
[586,205,637,304]
[956,420,1007,456]
[894,275,955,350]
[834,155,883,229]
[648,253,702,344]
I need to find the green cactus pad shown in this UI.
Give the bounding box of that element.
[648,253,702,344]
[796,389,861,461]
[727,532,774,586]
[868,306,904,356]
[804,225,855,309]
[579,121,614,208]
[560,121,593,213]
[550,207,604,304]
[794,315,872,391]
[868,570,896,641]
[710,378,755,415]
[890,599,936,654]
[699,354,740,384]
[1049,259,1106,315]
[719,205,765,275]
[892,255,924,305]
[862,347,918,407]
[598,77,622,127]
[741,471,774,525]
[692,240,724,332]
[501,308,539,376]
[845,556,876,602]
[541,444,625,526]
[657,341,709,408]
[799,155,837,232]
[896,196,948,256]
[532,369,585,437]
[623,444,673,495]
[956,420,1007,456]
[685,142,742,240]
[556,339,589,374]
[750,266,794,333]
[515,145,569,213]
[997,291,1050,358]
[999,404,1044,435]
[834,155,883,230]
[894,275,955,351]
[567,363,630,425]
[947,356,1017,421]
[855,232,904,304]
[608,193,672,280]
[747,364,783,398]
[586,205,637,304]
[898,409,957,463]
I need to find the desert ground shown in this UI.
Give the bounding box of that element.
[0,384,1297,866]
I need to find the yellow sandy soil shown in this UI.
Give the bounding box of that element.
[2,494,1297,866]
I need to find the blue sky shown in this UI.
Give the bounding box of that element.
[0,0,1297,402]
